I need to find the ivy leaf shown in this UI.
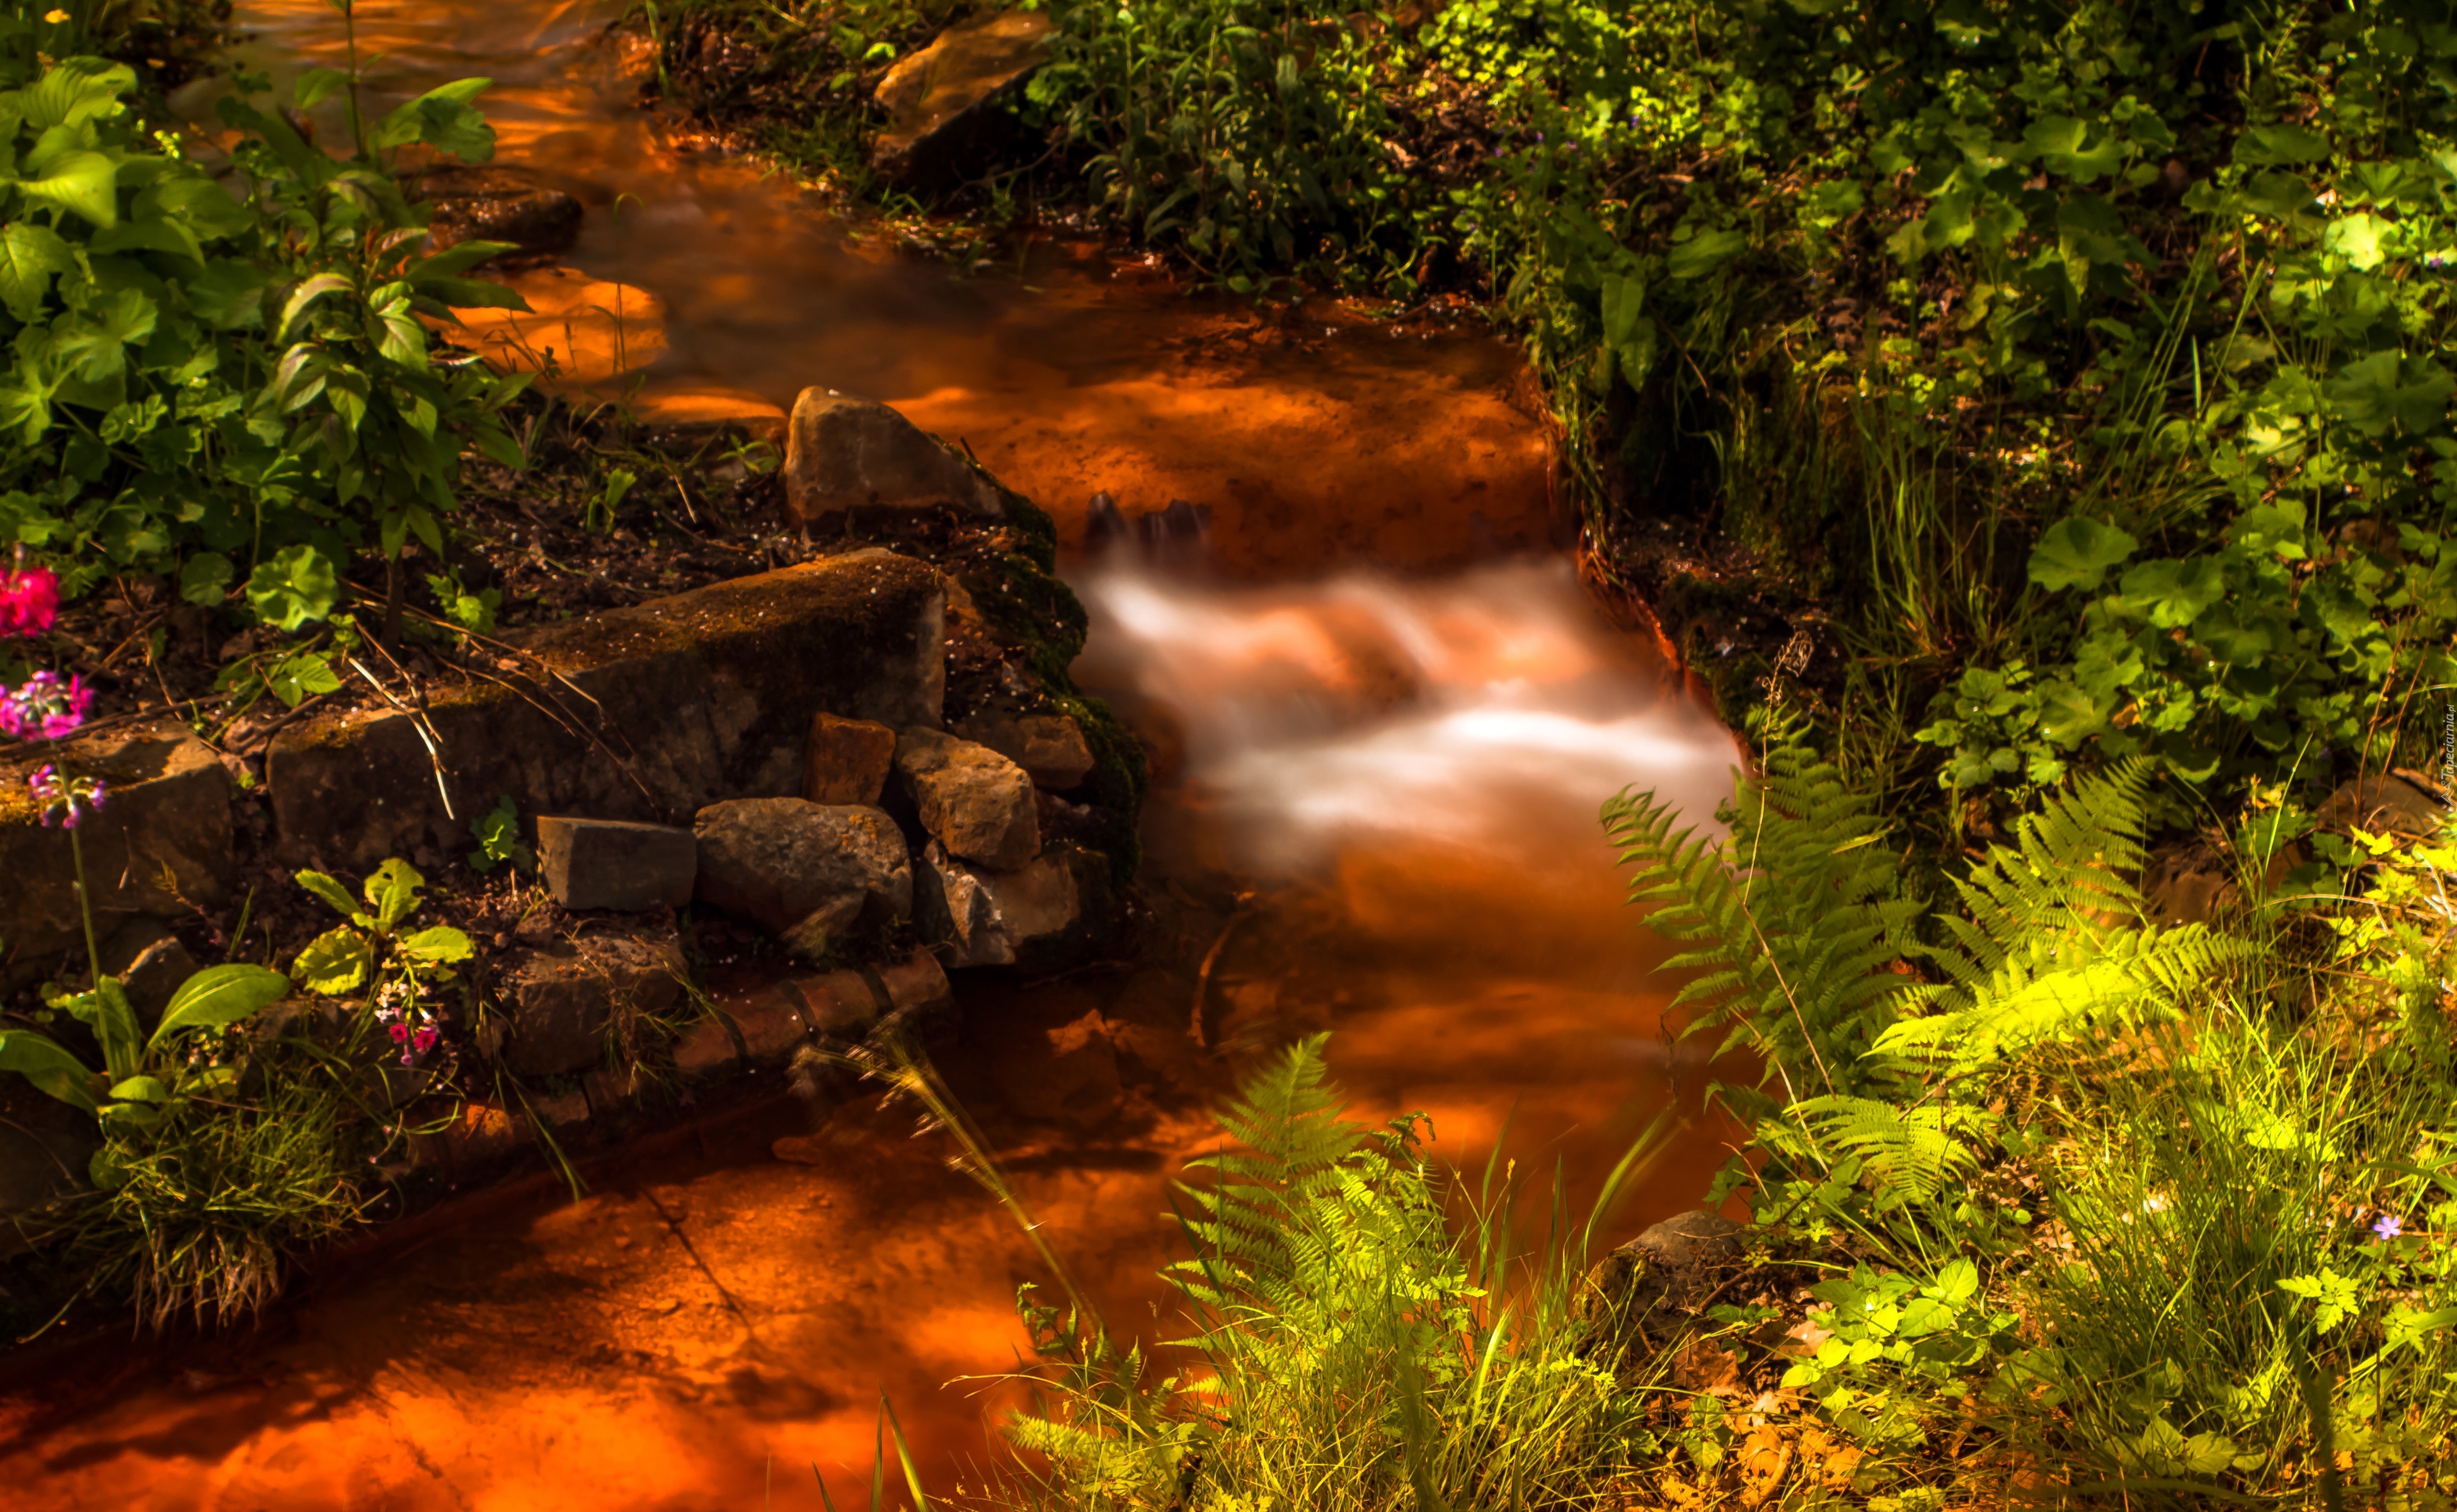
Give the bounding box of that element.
[2029,517,2139,591]
[0,220,72,321]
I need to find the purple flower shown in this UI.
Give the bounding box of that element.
[0,563,58,638]
[1,669,93,740]
[2373,1211,2404,1240]
[28,762,106,828]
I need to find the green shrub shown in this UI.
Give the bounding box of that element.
[0,18,529,623]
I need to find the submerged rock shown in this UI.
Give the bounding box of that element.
[870,10,1056,188]
[692,798,914,954]
[415,165,583,266]
[894,726,1040,870]
[784,391,1006,530]
[990,1007,1123,1128]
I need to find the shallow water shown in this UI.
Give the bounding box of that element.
[0,5,1747,1504]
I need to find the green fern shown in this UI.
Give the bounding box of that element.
[1778,1094,2002,1206]
[1603,741,1925,1104]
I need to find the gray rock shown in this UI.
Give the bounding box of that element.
[100,916,197,1022]
[953,712,1096,790]
[915,841,1108,970]
[1,720,233,990]
[804,711,897,806]
[895,727,1039,870]
[2317,772,2447,842]
[537,816,697,912]
[499,935,687,1077]
[2143,837,2238,927]
[268,554,946,872]
[784,391,1005,530]
[693,799,914,954]
[870,10,1057,188]
[1583,1210,1750,1352]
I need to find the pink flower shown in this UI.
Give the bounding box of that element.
[28,762,106,828]
[0,669,93,740]
[0,564,57,638]
[387,1022,411,1045]
[411,1026,439,1054]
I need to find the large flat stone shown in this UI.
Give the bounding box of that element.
[692,799,913,953]
[870,10,1055,188]
[784,392,1006,530]
[266,553,946,871]
[497,935,687,1077]
[0,719,232,985]
[538,816,697,912]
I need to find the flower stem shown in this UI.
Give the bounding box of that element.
[69,821,101,990]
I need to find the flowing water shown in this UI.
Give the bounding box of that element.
[0,5,1748,1504]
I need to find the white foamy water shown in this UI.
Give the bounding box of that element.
[1072,558,1742,868]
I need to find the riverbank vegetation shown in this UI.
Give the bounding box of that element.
[625,1,2457,1506]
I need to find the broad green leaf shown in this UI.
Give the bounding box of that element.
[370,79,497,161]
[0,1029,98,1113]
[151,173,253,241]
[17,149,120,229]
[151,963,290,1049]
[277,273,354,342]
[245,543,338,632]
[2324,213,2390,270]
[2029,517,2139,591]
[21,59,135,130]
[2325,351,2453,436]
[1666,226,1748,281]
[295,869,360,920]
[2117,558,2228,629]
[399,925,474,964]
[88,1144,125,1189]
[2237,123,2331,166]
[63,978,146,1082]
[407,241,518,281]
[418,275,531,312]
[0,220,71,321]
[294,925,374,995]
[267,647,344,707]
[179,552,232,605]
[106,1075,168,1102]
[366,857,427,930]
[293,66,353,112]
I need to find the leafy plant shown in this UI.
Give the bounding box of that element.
[292,857,474,996]
[468,794,536,874]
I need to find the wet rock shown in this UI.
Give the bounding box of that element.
[716,981,821,1060]
[783,391,1005,530]
[672,1016,740,1079]
[953,712,1095,791]
[534,1090,592,1131]
[874,946,954,1022]
[1583,1210,1751,1354]
[537,815,698,912]
[915,842,1109,970]
[803,712,897,806]
[2317,772,2448,842]
[413,1101,530,1177]
[991,1007,1123,1128]
[870,9,1055,188]
[268,554,946,872]
[895,727,1039,870]
[692,799,914,956]
[415,165,582,266]
[1,719,233,988]
[499,935,687,1077]
[99,916,197,1021]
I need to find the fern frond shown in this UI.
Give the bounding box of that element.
[1788,1094,1997,1203]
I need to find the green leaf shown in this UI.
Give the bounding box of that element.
[244,543,338,632]
[0,1029,98,1113]
[16,149,119,229]
[2117,558,2227,629]
[23,59,137,130]
[398,925,474,964]
[294,925,374,995]
[2029,517,2139,591]
[295,869,361,919]
[370,79,497,161]
[277,273,355,343]
[106,1074,167,1102]
[365,857,427,931]
[0,220,72,321]
[2325,351,2453,437]
[179,552,233,606]
[151,964,290,1050]
[267,646,343,707]
[293,66,353,112]
[2236,123,2331,166]
[1666,227,1748,281]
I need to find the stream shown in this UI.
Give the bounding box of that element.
[0,4,1746,1506]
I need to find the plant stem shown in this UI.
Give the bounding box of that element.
[384,553,404,648]
[71,822,102,991]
